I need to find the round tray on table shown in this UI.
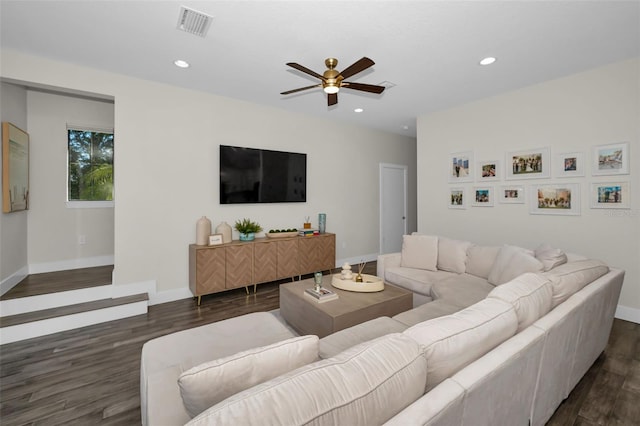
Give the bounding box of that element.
[331,274,384,292]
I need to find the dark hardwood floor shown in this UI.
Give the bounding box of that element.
[0,266,638,425]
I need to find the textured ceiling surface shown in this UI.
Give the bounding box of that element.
[1,1,639,137]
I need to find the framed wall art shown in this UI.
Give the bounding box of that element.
[2,122,30,213]
[530,183,581,215]
[449,187,466,209]
[505,147,551,180]
[498,185,525,204]
[592,142,629,176]
[555,151,585,178]
[476,160,500,182]
[472,186,494,207]
[590,182,630,209]
[449,151,474,183]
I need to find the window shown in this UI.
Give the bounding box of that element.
[67,127,114,202]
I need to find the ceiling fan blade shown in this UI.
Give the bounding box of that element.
[339,57,375,80]
[286,62,326,81]
[328,93,338,106]
[342,82,385,94]
[280,84,322,95]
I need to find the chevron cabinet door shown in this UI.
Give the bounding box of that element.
[225,244,253,289]
[254,241,277,284]
[276,238,300,279]
[189,245,226,296]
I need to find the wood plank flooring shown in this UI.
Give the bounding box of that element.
[1,266,639,425]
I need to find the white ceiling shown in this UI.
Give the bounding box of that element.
[1,1,639,137]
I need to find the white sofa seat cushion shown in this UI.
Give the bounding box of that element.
[431,274,495,308]
[488,245,544,285]
[466,245,501,279]
[384,267,456,297]
[187,334,427,426]
[401,234,439,271]
[403,298,518,391]
[487,273,553,332]
[437,237,472,273]
[393,299,463,327]
[178,335,319,418]
[543,259,609,308]
[534,243,568,271]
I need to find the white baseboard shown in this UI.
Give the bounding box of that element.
[149,287,194,305]
[28,255,114,274]
[615,304,640,324]
[0,266,28,296]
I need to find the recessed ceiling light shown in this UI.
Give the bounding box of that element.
[354,108,364,113]
[174,59,190,68]
[402,125,409,130]
[479,57,496,66]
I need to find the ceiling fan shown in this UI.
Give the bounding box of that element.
[280,57,385,106]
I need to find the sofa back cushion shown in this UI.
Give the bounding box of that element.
[466,245,501,279]
[178,335,319,418]
[488,245,544,285]
[437,237,472,273]
[403,298,518,391]
[534,243,568,271]
[487,273,553,332]
[543,259,609,308]
[401,234,438,271]
[186,334,427,426]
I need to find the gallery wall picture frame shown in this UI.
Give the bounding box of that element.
[590,182,630,209]
[476,160,500,182]
[592,142,630,176]
[472,186,494,207]
[555,151,585,178]
[529,183,581,216]
[449,187,466,209]
[2,122,30,213]
[448,151,474,183]
[505,147,551,180]
[498,185,525,204]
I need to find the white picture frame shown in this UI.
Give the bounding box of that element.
[208,234,223,245]
[555,151,585,178]
[449,151,474,183]
[590,182,630,209]
[449,187,466,209]
[498,185,525,204]
[530,183,581,215]
[472,186,494,207]
[506,147,551,180]
[476,160,500,182]
[592,142,630,176]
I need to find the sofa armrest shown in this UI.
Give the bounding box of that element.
[377,252,402,279]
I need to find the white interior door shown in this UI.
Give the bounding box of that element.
[379,163,407,254]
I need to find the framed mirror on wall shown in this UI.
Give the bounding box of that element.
[2,122,29,213]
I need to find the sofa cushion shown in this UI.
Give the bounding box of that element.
[437,237,472,273]
[187,334,427,426]
[178,335,319,418]
[466,245,501,279]
[488,245,544,285]
[534,244,568,272]
[431,274,495,308]
[487,273,553,332]
[401,234,439,271]
[543,259,610,308]
[385,267,456,297]
[403,298,518,391]
[393,299,463,327]
[319,316,408,359]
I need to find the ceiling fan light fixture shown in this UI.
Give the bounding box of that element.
[323,85,340,94]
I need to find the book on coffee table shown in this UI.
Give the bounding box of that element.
[304,287,339,303]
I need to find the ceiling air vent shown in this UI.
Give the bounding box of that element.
[177,6,213,37]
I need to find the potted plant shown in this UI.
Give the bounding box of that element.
[234,218,263,241]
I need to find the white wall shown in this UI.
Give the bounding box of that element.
[1,50,417,297]
[26,91,114,271]
[0,82,28,290]
[417,58,640,321]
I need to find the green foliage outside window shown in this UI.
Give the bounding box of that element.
[68,129,114,201]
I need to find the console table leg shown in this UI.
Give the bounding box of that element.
[244,286,249,295]
[253,284,257,293]
[197,296,201,306]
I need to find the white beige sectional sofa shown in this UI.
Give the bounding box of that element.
[140,235,624,426]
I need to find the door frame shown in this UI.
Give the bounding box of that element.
[379,163,408,254]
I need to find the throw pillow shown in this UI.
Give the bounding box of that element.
[543,259,609,307]
[400,234,438,271]
[488,245,544,286]
[466,245,501,279]
[437,237,472,274]
[178,335,319,418]
[534,243,568,272]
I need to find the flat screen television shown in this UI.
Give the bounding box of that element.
[219,145,307,204]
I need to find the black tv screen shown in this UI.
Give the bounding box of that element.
[220,145,307,204]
